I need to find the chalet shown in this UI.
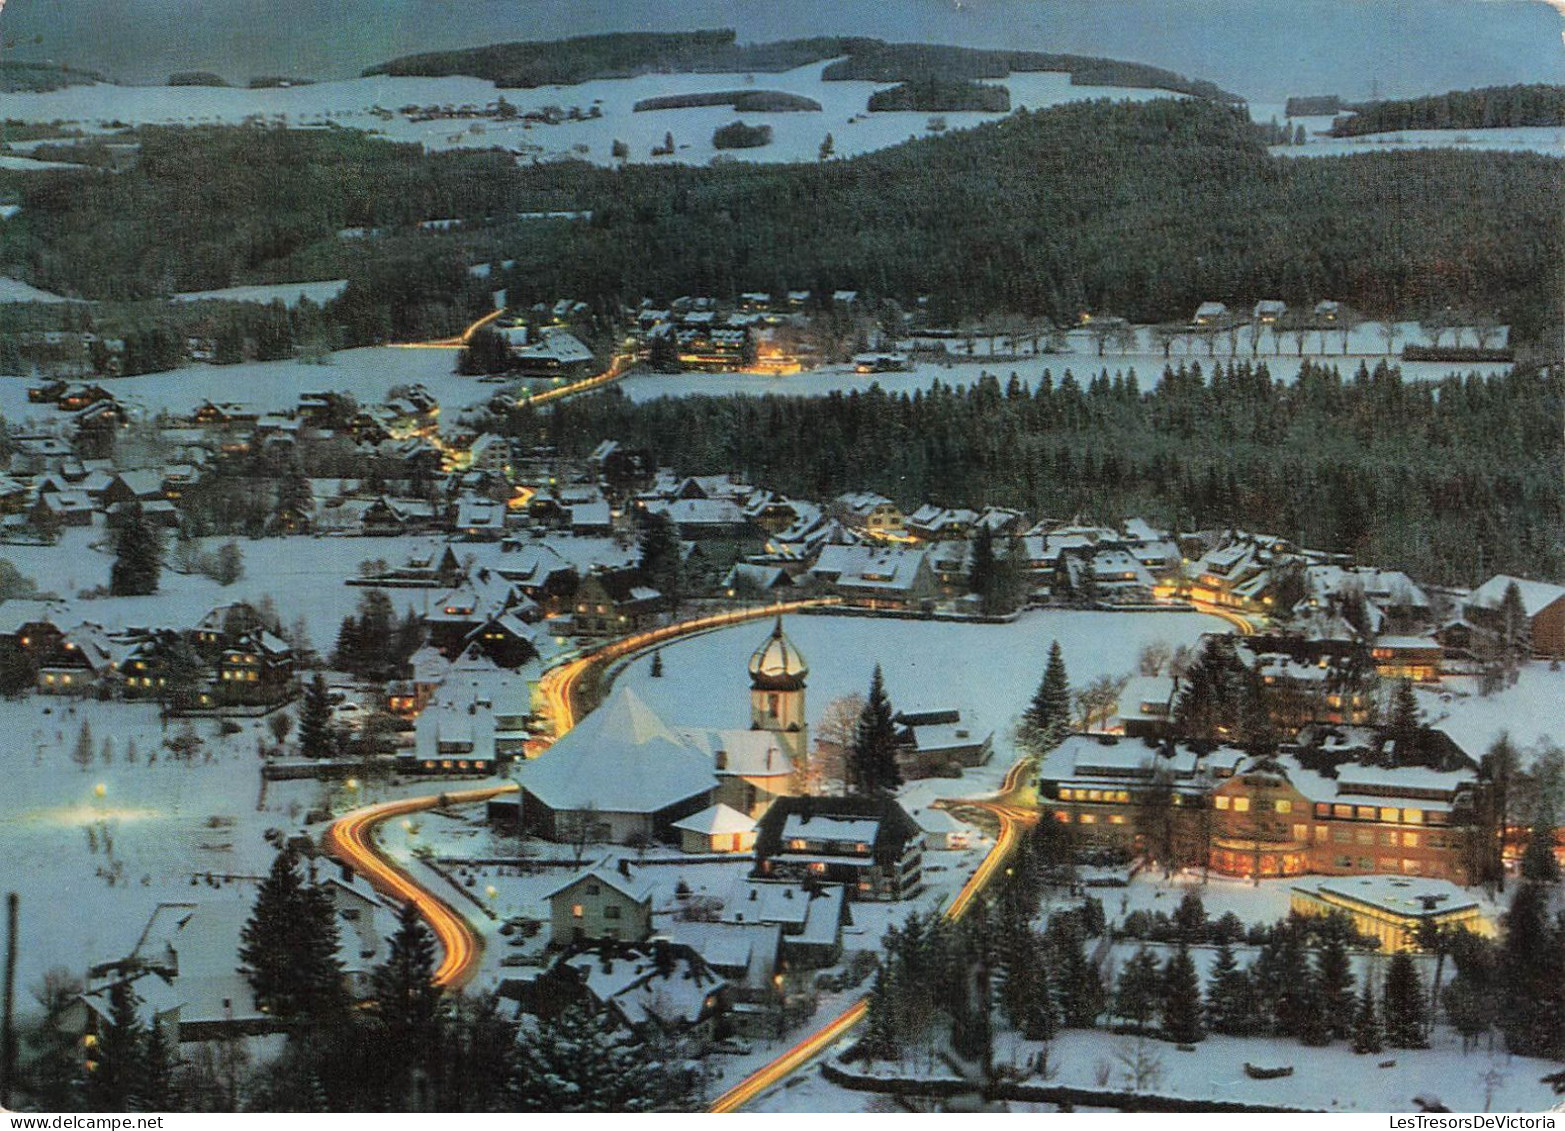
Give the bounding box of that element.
[31,489,92,528]
[454,495,507,540]
[752,796,924,902]
[1113,675,1177,738]
[543,859,653,947]
[1253,299,1288,323]
[1192,301,1229,326]
[566,569,662,638]
[907,806,973,851]
[1315,300,1344,323]
[73,401,127,457]
[808,544,937,611]
[37,623,117,695]
[671,803,758,853]
[387,644,449,717]
[834,491,904,538]
[359,495,439,536]
[216,630,294,706]
[514,328,594,377]
[725,880,845,968]
[58,384,114,413]
[895,707,993,774]
[1370,635,1444,682]
[904,505,978,542]
[642,496,751,538]
[425,570,530,657]
[721,562,793,594]
[1465,574,1565,657]
[0,475,31,515]
[191,401,258,428]
[518,689,716,844]
[569,500,613,536]
[408,699,498,775]
[660,919,785,1037]
[466,610,538,668]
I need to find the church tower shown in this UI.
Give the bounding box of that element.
[748,617,808,764]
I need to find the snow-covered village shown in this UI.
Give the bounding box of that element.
[0,0,1561,1118]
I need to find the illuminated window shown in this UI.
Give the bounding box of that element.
[571,904,584,919]
[1333,804,1353,819]
[1078,814,1096,825]
[1403,809,1424,825]
[1115,791,1130,803]
[1088,789,1103,802]
[1380,807,1399,823]
[1110,815,1126,825]
[1060,788,1074,801]
[1403,832,1420,848]
[1214,796,1230,810]
[788,838,807,850]
[1356,806,1378,820]
[1054,811,1071,823]
[1274,800,1292,814]
[1232,797,1250,813]
[808,862,827,874]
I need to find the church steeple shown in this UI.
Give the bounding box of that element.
[748,618,808,762]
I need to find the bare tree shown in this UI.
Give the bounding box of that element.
[1137,641,1174,677]
[558,804,603,865]
[812,693,865,794]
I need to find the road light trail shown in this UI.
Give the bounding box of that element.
[711,751,1038,1112]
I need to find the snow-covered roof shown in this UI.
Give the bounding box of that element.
[780,813,879,844]
[520,687,715,814]
[1297,875,1480,919]
[1468,574,1565,617]
[671,803,757,837]
[683,728,793,778]
[540,858,653,905]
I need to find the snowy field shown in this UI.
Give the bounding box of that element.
[1277,125,1564,159]
[0,346,481,420]
[0,64,1183,168]
[0,697,389,1006]
[0,276,72,304]
[0,526,446,649]
[171,280,349,306]
[613,608,1227,770]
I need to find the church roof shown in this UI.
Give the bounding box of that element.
[519,687,715,814]
[748,617,808,690]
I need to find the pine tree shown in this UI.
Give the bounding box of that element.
[72,720,94,771]
[272,461,314,534]
[849,665,901,796]
[1049,924,1106,1028]
[1390,678,1420,739]
[109,506,162,596]
[1173,889,1206,943]
[511,1005,694,1111]
[1316,930,1356,1041]
[1204,940,1258,1036]
[968,524,997,612]
[86,980,144,1111]
[372,903,443,1066]
[1497,877,1565,1058]
[295,881,348,1025]
[299,674,334,758]
[140,1022,175,1111]
[1383,952,1429,1048]
[649,650,664,678]
[635,510,683,605]
[1351,981,1383,1054]
[240,850,308,1020]
[1160,943,1205,1043]
[1114,946,1162,1033]
[1021,641,1071,751]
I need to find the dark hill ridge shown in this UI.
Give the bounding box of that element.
[363,28,1240,102]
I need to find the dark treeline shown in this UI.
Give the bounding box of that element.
[866,78,1011,113]
[632,90,821,113]
[1332,84,1565,136]
[517,360,1563,586]
[364,29,855,86]
[363,29,1236,101]
[820,41,1240,102]
[0,61,102,92]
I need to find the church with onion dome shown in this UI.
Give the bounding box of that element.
[516,618,810,852]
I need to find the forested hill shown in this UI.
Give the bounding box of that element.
[1330,84,1565,136]
[1,99,1557,348]
[495,98,1558,343]
[362,28,1239,101]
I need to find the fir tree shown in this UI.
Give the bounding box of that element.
[1173,889,1206,943]
[1383,951,1429,1048]
[298,674,334,759]
[109,506,162,596]
[649,650,664,678]
[1160,943,1205,1043]
[86,980,144,1111]
[140,1023,175,1112]
[1351,982,1383,1054]
[272,461,314,534]
[240,851,345,1025]
[1114,946,1162,1033]
[635,510,683,605]
[1497,877,1565,1058]
[372,903,443,1076]
[1390,678,1421,741]
[1048,924,1106,1028]
[848,665,901,796]
[1204,940,1258,1036]
[1021,641,1071,751]
[1316,930,1357,1041]
[511,1005,694,1112]
[72,721,94,772]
